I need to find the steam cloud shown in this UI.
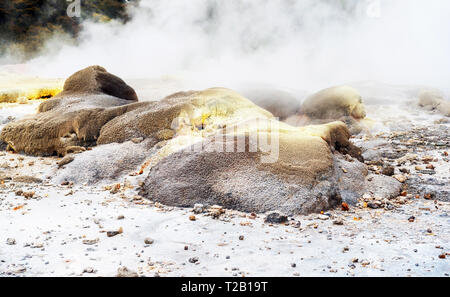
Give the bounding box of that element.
[5,0,450,95]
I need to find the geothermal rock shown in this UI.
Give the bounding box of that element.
[0,66,139,156]
[97,87,273,145]
[285,86,366,134]
[131,87,393,214]
[333,154,368,205]
[139,121,351,215]
[364,174,402,200]
[58,65,138,102]
[0,66,399,214]
[418,89,450,117]
[301,86,366,120]
[53,140,155,185]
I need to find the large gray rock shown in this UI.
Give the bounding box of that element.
[53,140,156,185]
[139,123,399,215]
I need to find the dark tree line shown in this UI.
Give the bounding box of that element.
[0,0,136,59]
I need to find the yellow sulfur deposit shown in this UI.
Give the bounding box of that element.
[0,73,63,103]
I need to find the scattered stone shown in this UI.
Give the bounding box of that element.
[292,221,302,228]
[417,169,436,175]
[23,191,35,199]
[438,254,446,259]
[408,216,416,222]
[318,214,329,220]
[107,227,123,237]
[13,176,42,184]
[239,235,245,241]
[131,137,144,144]
[116,266,138,277]
[11,266,27,274]
[189,257,199,264]
[83,267,96,274]
[6,238,16,245]
[341,202,350,211]
[333,219,344,225]
[189,215,196,221]
[264,212,288,224]
[82,238,99,245]
[144,238,154,245]
[367,202,380,209]
[424,193,435,200]
[117,215,125,220]
[208,205,225,218]
[393,175,407,183]
[382,166,395,176]
[399,168,410,174]
[57,155,75,168]
[193,204,205,214]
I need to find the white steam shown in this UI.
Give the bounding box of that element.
[13,0,450,95]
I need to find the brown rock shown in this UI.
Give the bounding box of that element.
[116,266,138,277]
[301,86,366,120]
[382,166,395,176]
[0,66,138,156]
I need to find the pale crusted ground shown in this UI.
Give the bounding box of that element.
[0,87,449,277]
[0,170,448,277]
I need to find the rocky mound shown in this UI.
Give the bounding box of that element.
[0,66,139,156]
[0,66,401,215]
[286,86,367,135]
[53,139,156,185]
[130,87,394,215]
[57,65,138,102]
[418,89,450,117]
[139,117,397,215]
[97,87,273,145]
[301,86,366,120]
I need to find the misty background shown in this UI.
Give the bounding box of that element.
[1,0,449,95]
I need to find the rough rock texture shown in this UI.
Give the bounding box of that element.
[333,154,368,205]
[0,66,138,156]
[418,89,450,117]
[53,140,156,185]
[301,86,366,120]
[58,65,138,102]
[139,118,382,215]
[0,66,401,215]
[140,131,338,215]
[97,87,274,145]
[364,174,402,200]
[285,86,367,135]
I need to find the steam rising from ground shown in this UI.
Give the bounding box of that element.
[5,0,450,95]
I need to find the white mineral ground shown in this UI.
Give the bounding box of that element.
[0,78,448,277]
